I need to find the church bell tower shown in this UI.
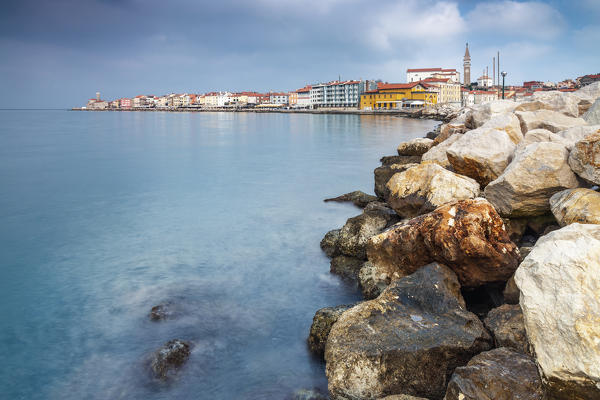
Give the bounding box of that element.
[463,43,471,86]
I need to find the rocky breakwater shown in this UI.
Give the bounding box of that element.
[310,82,600,399]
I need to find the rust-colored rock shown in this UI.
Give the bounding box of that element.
[366,198,520,288]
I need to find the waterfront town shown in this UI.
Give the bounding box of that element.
[82,45,600,112]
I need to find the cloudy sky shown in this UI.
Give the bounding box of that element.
[1,0,598,108]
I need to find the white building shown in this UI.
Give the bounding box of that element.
[462,90,496,106]
[296,86,311,108]
[269,93,289,105]
[203,92,232,107]
[477,75,493,88]
[309,80,367,108]
[407,68,460,83]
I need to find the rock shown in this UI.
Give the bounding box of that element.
[503,274,520,304]
[550,188,600,226]
[525,214,559,236]
[320,229,340,257]
[374,163,418,200]
[433,123,467,145]
[358,261,389,300]
[379,395,428,400]
[557,125,600,150]
[519,128,572,148]
[444,348,544,400]
[397,138,434,156]
[366,198,520,288]
[149,339,191,380]
[420,133,462,168]
[337,206,400,259]
[289,389,328,400]
[380,155,422,166]
[515,90,581,118]
[330,255,364,280]
[515,110,587,134]
[465,100,519,129]
[446,128,516,186]
[149,303,175,321]
[484,142,579,217]
[568,131,600,185]
[479,112,524,143]
[576,81,600,102]
[385,163,480,218]
[515,224,600,399]
[484,304,529,354]
[324,190,378,208]
[583,98,600,125]
[308,304,353,357]
[325,263,492,400]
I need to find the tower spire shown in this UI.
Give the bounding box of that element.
[463,43,471,86]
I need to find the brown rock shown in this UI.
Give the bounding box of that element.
[484,304,529,354]
[366,198,521,288]
[568,131,600,185]
[503,274,520,304]
[307,304,354,357]
[444,348,544,400]
[374,163,418,200]
[330,255,363,280]
[397,138,433,156]
[380,155,422,166]
[324,190,378,208]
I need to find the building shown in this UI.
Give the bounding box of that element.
[269,92,289,105]
[419,78,461,104]
[523,81,543,91]
[294,86,312,108]
[462,90,496,106]
[463,43,471,85]
[359,82,437,110]
[577,73,600,87]
[407,68,460,83]
[155,96,168,108]
[477,75,493,88]
[119,98,132,109]
[309,80,368,109]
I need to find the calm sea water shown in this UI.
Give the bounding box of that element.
[0,110,436,399]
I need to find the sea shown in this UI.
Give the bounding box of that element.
[0,110,436,399]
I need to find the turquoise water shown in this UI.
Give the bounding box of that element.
[0,110,435,399]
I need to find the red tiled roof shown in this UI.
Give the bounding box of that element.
[407,68,457,73]
[377,82,422,90]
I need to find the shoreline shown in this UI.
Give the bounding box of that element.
[70,107,453,121]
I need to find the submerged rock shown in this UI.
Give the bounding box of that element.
[308,304,354,357]
[149,303,175,321]
[397,138,433,156]
[485,142,579,217]
[484,304,529,354]
[385,163,480,218]
[324,190,378,208]
[446,127,517,186]
[550,188,600,226]
[149,339,191,380]
[515,224,600,399]
[325,263,492,400]
[444,348,544,400]
[288,388,328,400]
[568,131,600,185]
[366,198,520,288]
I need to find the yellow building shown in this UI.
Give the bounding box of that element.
[359,82,437,110]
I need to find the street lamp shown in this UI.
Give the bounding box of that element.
[501,71,507,99]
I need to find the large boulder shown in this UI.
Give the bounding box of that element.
[366,198,520,288]
[483,304,529,354]
[515,224,600,399]
[515,110,587,133]
[550,188,600,226]
[308,304,354,357]
[444,348,544,400]
[446,128,516,186]
[324,190,378,208]
[519,128,572,148]
[568,131,600,185]
[385,163,480,218]
[433,123,467,145]
[325,263,492,400]
[515,90,581,118]
[420,133,462,168]
[330,255,364,280]
[557,125,600,150]
[397,138,433,156]
[484,142,579,217]
[374,163,418,200]
[583,98,600,125]
[465,100,518,129]
[358,261,389,300]
[148,339,191,380]
[478,112,524,143]
[337,204,399,259]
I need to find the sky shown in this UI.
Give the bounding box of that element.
[0,0,599,108]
